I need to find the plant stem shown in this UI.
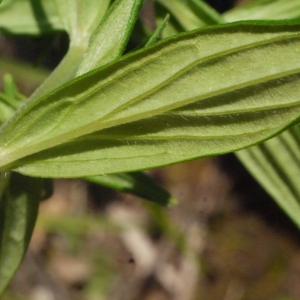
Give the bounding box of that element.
[29,44,86,101]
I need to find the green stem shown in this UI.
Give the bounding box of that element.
[29,44,86,101]
[0,171,11,205]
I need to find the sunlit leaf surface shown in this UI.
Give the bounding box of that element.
[0,21,299,177]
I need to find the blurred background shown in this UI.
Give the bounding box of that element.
[2,0,300,299]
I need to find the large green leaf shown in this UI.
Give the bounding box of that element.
[0,173,42,296]
[0,0,62,35]
[0,0,169,205]
[1,21,300,176]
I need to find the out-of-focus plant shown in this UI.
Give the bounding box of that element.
[1,0,300,295]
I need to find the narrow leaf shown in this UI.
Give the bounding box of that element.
[2,74,25,109]
[157,0,223,31]
[155,2,185,38]
[187,0,224,24]
[145,14,170,47]
[77,0,144,76]
[0,173,42,296]
[87,172,177,206]
[0,74,25,124]
[1,22,300,176]
[236,125,300,228]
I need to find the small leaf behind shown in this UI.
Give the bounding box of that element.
[145,14,170,47]
[157,0,223,32]
[0,0,62,35]
[224,0,300,22]
[236,125,300,228]
[0,173,42,296]
[87,172,177,206]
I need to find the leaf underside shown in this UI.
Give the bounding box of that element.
[0,21,300,177]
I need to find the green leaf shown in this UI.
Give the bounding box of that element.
[0,173,42,296]
[29,46,88,102]
[77,0,173,205]
[0,0,169,205]
[157,0,223,32]
[155,2,185,38]
[87,172,177,206]
[1,21,300,176]
[77,0,144,76]
[0,102,15,124]
[2,74,25,108]
[236,125,300,228]
[0,58,49,89]
[145,14,170,47]
[30,0,112,101]
[0,0,63,35]
[224,0,300,22]
[225,0,300,228]
[0,74,26,124]
[30,0,140,105]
